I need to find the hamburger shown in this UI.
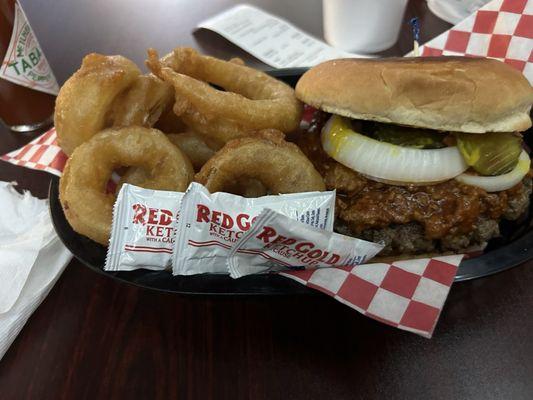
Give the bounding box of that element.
[295,57,533,256]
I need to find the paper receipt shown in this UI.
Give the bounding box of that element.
[195,4,367,69]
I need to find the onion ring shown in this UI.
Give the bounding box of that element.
[55,54,176,155]
[55,54,141,155]
[107,73,174,128]
[146,48,303,142]
[166,132,218,170]
[121,130,221,188]
[60,127,194,244]
[195,129,325,194]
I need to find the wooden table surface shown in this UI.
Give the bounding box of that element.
[1,1,532,399]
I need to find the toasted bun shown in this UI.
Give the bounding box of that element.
[295,57,533,133]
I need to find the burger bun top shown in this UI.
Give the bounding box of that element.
[295,57,533,133]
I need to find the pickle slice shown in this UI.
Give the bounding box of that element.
[456,132,522,176]
[373,125,446,149]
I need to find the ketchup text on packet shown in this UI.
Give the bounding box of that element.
[132,203,175,243]
[196,204,258,242]
[256,225,341,266]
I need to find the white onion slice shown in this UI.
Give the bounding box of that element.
[321,116,468,184]
[455,150,530,192]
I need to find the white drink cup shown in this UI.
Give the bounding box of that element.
[323,0,409,53]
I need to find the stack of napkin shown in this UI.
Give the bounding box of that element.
[0,182,71,360]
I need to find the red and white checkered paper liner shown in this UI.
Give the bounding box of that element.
[1,127,66,176]
[6,0,532,337]
[280,256,463,338]
[419,0,533,83]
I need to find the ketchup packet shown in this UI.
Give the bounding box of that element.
[172,183,335,275]
[105,184,183,271]
[227,208,384,278]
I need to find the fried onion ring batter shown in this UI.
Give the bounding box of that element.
[146,48,303,142]
[195,129,325,194]
[107,73,173,127]
[55,54,141,155]
[177,108,253,144]
[121,131,219,186]
[224,177,268,198]
[60,127,193,245]
[167,132,218,170]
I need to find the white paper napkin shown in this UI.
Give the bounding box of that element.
[0,182,72,360]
